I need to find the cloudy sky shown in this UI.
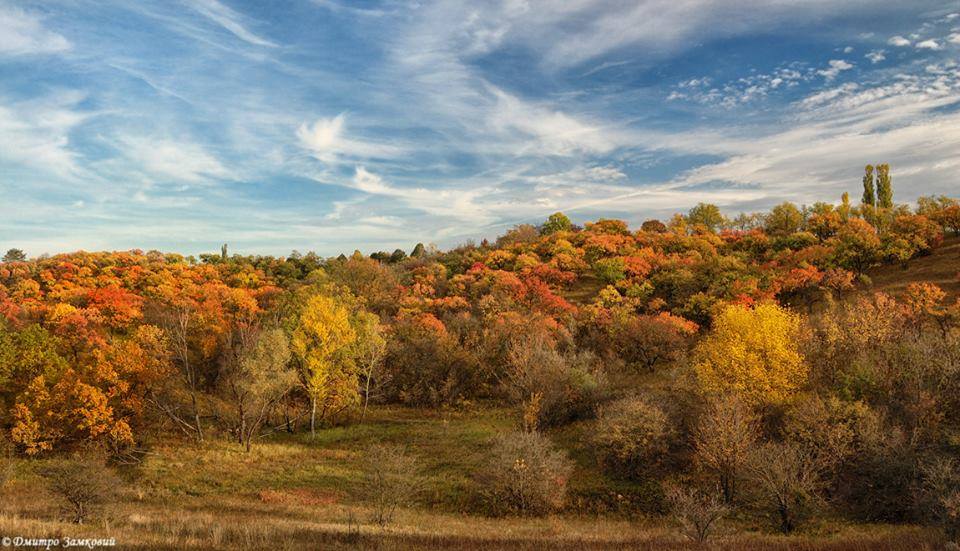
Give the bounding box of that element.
[1,0,959,256]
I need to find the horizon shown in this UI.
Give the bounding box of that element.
[2,0,960,257]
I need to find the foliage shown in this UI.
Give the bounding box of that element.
[692,302,807,404]
[593,396,672,477]
[291,293,359,431]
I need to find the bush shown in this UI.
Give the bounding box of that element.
[479,431,574,516]
[361,444,422,526]
[504,340,607,429]
[665,482,728,543]
[593,396,672,477]
[917,458,960,539]
[381,316,483,407]
[41,452,120,523]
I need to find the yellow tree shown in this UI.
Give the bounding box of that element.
[692,302,807,404]
[352,310,386,422]
[291,293,358,435]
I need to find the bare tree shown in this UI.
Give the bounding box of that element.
[42,452,120,524]
[693,395,758,503]
[748,441,823,533]
[362,444,422,526]
[152,301,205,443]
[665,483,728,543]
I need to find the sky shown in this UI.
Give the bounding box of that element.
[1,0,959,257]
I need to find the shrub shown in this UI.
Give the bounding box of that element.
[665,482,728,543]
[361,444,422,526]
[41,452,120,523]
[594,396,672,477]
[504,340,606,429]
[381,316,483,407]
[917,458,960,540]
[479,431,574,516]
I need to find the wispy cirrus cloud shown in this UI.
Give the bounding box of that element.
[0,5,70,56]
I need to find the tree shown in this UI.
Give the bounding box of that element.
[748,442,822,533]
[42,452,120,524]
[693,395,758,503]
[691,302,807,404]
[640,219,667,233]
[610,312,697,373]
[230,328,297,451]
[876,163,893,209]
[362,444,422,526]
[665,483,728,543]
[389,248,407,263]
[410,243,426,258]
[540,212,573,235]
[594,396,672,476]
[831,218,881,275]
[2,249,25,263]
[353,311,386,421]
[861,165,876,207]
[764,202,804,237]
[688,203,725,232]
[291,293,358,435]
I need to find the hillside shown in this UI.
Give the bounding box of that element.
[868,236,960,302]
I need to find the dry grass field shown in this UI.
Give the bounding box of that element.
[0,406,945,550]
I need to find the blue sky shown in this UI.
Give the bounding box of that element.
[1,0,959,257]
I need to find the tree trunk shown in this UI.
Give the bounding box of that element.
[191,391,204,443]
[310,397,317,437]
[362,368,372,422]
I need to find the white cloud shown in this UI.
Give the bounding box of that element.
[0,6,70,56]
[817,59,853,80]
[843,46,854,53]
[888,35,912,46]
[118,135,234,183]
[487,88,622,156]
[915,39,942,50]
[865,49,886,63]
[187,0,276,47]
[949,33,960,44]
[0,91,88,176]
[297,114,404,164]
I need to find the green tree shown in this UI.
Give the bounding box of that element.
[765,202,804,236]
[231,328,297,451]
[540,212,573,235]
[688,203,726,232]
[861,165,875,207]
[876,163,893,209]
[410,243,426,258]
[2,249,26,263]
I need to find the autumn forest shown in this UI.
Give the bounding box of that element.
[1,167,959,548]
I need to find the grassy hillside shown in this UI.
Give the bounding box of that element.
[0,404,944,549]
[868,236,960,302]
